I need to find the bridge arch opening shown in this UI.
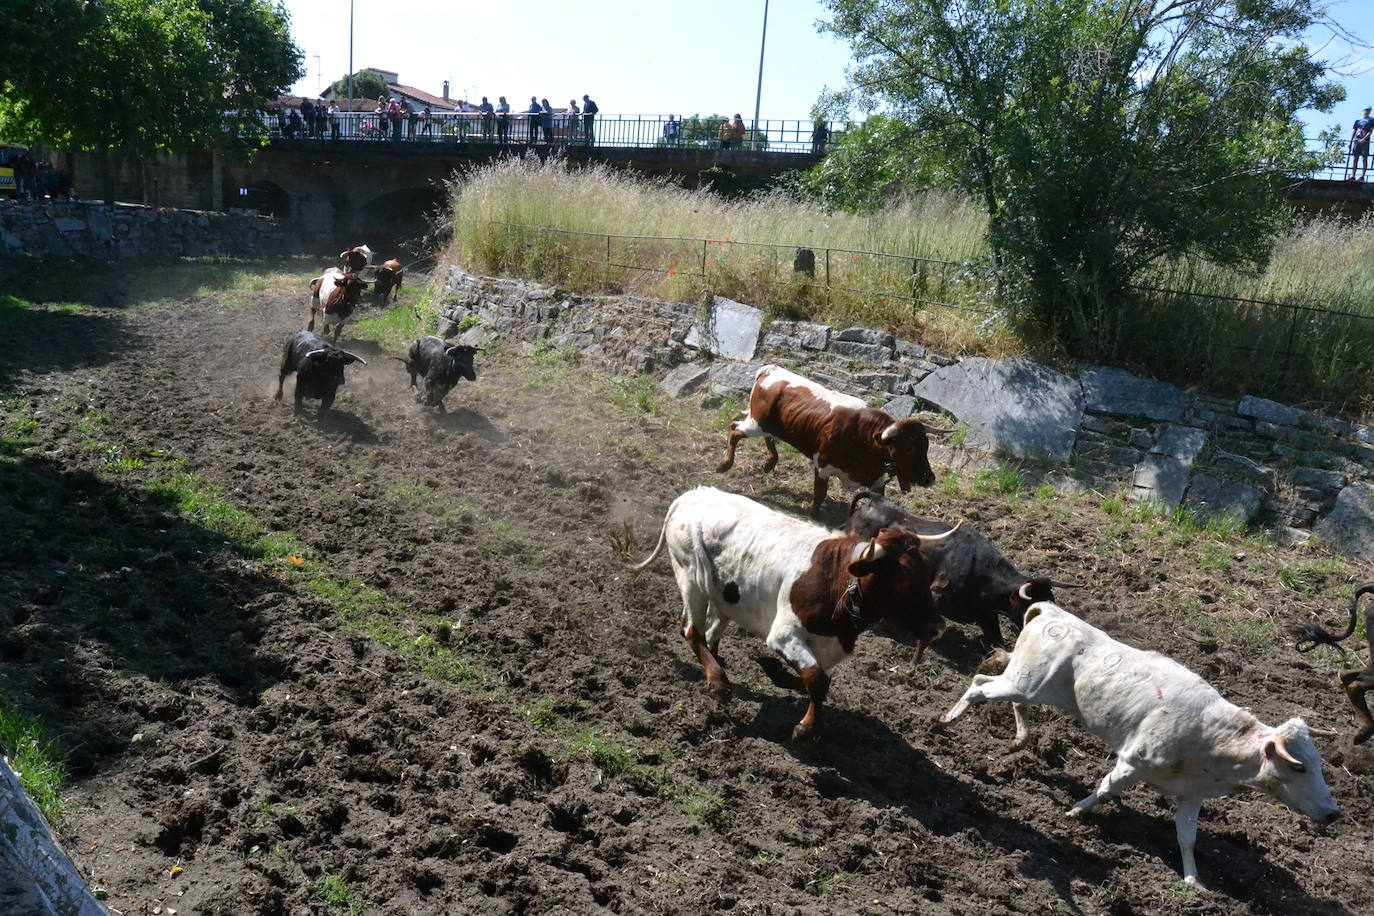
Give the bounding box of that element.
[225,180,289,217]
[355,185,450,259]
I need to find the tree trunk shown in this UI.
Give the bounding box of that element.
[97,146,115,206]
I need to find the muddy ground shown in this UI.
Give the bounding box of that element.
[1,261,1371,915]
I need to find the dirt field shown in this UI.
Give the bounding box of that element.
[1,260,1371,915]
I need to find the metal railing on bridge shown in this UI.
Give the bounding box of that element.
[258,110,837,154]
[1297,136,1374,183]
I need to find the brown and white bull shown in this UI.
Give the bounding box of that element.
[373,259,404,303]
[631,486,952,740]
[308,268,369,342]
[717,365,944,515]
[942,602,1340,887]
[339,244,374,274]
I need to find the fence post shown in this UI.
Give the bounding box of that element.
[1282,306,1300,386]
[825,247,831,311]
[911,258,920,321]
[605,233,612,289]
[700,240,707,282]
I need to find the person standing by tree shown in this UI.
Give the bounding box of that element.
[1349,107,1373,181]
[663,114,679,146]
[581,94,598,145]
[810,119,830,155]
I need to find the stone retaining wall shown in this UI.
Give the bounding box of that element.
[0,199,292,261]
[435,264,1374,558]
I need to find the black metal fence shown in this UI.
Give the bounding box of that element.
[481,221,1374,402]
[258,110,835,154]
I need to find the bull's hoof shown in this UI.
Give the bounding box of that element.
[1353,728,1373,746]
[761,458,778,474]
[791,722,815,742]
[715,460,734,474]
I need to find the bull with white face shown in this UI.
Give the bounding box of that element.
[941,602,1339,887]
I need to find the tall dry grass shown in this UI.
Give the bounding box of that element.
[439,155,1374,407]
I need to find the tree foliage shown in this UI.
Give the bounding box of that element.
[802,114,937,210]
[0,0,302,155]
[327,69,392,103]
[821,0,1344,355]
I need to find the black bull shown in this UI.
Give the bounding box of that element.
[275,330,367,415]
[394,336,480,411]
[846,492,1077,648]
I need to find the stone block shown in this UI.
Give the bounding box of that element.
[1130,454,1190,509]
[1290,466,1347,492]
[761,332,798,351]
[660,363,710,399]
[828,339,894,364]
[1357,426,1374,446]
[1080,414,1125,437]
[883,395,917,420]
[53,217,86,234]
[1184,475,1261,525]
[684,296,763,361]
[1237,395,1306,427]
[896,340,927,360]
[854,372,904,393]
[1128,428,1153,449]
[1075,439,1145,471]
[1151,425,1208,463]
[1314,483,1374,560]
[914,357,1084,464]
[1080,366,1188,423]
[707,361,765,394]
[836,327,897,350]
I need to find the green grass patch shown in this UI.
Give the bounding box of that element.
[314,869,363,914]
[0,700,66,824]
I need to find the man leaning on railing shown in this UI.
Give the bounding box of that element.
[1349,106,1373,182]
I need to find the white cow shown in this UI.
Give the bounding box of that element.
[631,486,951,740]
[941,602,1339,887]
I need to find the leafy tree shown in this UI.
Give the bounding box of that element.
[803,114,936,210]
[327,69,392,103]
[0,0,301,201]
[821,0,1344,355]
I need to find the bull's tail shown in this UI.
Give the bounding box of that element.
[628,513,669,571]
[848,489,884,517]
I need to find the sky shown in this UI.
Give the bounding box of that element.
[281,0,1373,135]
[281,0,853,122]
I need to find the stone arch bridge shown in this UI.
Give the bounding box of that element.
[60,141,822,251]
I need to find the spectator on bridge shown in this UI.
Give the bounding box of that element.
[314,100,328,137]
[480,97,495,140]
[328,101,341,140]
[566,99,580,143]
[270,104,286,136]
[285,107,303,138]
[718,118,733,150]
[731,114,747,148]
[810,120,830,155]
[496,96,511,143]
[527,97,543,144]
[541,99,555,144]
[301,97,316,133]
[388,98,403,140]
[406,99,418,138]
[663,114,679,146]
[420,105,433,137]
[582,95,598,145]
[1349,107,1373,182]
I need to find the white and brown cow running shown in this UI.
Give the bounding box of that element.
[718,365,943,515]
[339,244,374,274]
[942,602,1340,887]
[631,486,952,740]
[308,268,369,342]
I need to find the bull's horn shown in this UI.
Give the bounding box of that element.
[1019,582,1034,602]
[880,423,898,442]
[304,348,329,359]
[916,521,962,543]
[864,537,885,562]
[340,350,369,366]
[1269,733,1305,769]
[1307,726,1340,737]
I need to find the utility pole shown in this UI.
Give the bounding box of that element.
[752,0,769,144]
[347,0,355,110]
[314,55,322,94]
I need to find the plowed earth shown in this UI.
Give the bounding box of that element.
[1,261,1371,915]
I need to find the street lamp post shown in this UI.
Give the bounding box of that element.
[347,0,355,111]
[752,0,769,146]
